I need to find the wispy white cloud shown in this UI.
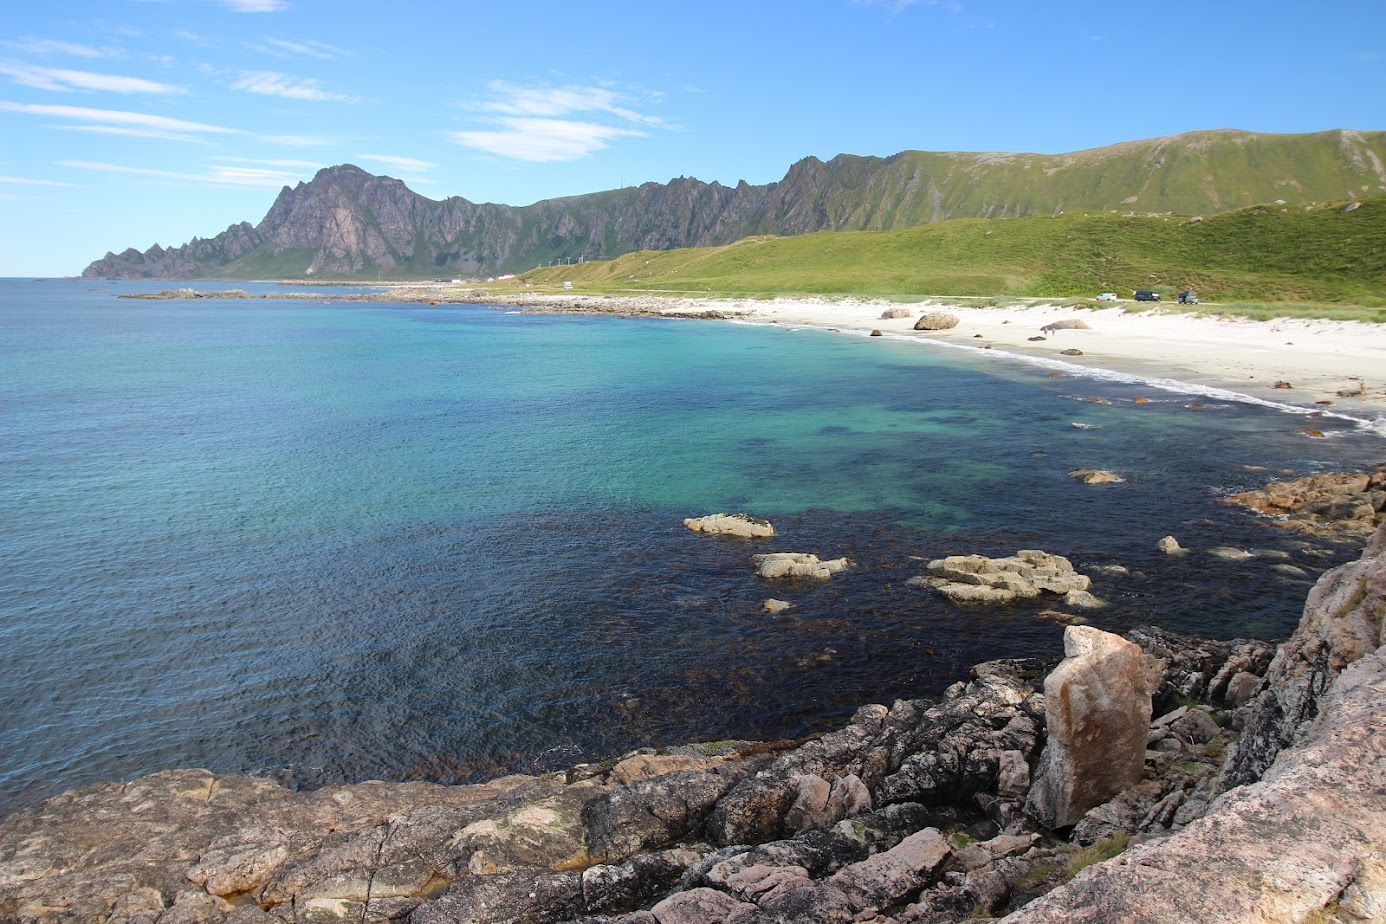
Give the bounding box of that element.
[59,159,311,187]
[0,101,240,142]
[249,37,350,59]
[451,118,642,163]
[473,80,664,127]
[451,81,663,162]
[258,132,335,147]
[214,155,323,169]
[0,174,78,186]
[354,153,438,173]
[220,0,290,12]
[232,70,355,102]
[0,62,186,94]
[850,0,963,12]
[0,38,123,59]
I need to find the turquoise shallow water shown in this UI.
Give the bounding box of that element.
[1,278,1381,812]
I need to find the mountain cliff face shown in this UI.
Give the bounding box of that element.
[83,128,1386,279]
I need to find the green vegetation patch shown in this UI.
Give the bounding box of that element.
[522,196,1386,314]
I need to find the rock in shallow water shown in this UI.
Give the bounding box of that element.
[684,512,776,538]
[752,552,849,580]
[914,550,1092,605]
[1069,469,1125,484]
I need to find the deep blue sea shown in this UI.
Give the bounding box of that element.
[2,278,1382,814]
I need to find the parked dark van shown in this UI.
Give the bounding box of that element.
[1133,290,1161,301]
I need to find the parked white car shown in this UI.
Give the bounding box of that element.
[1096,292,1118,301]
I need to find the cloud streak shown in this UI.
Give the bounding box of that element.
[451,81,662,162]
[0,174,77,186]
[250,38,350,59]
[232,70,355,102]
[220,0,290,12]
[0,38,123,59]
[0,101,241,142]
[354,153,438,173]
[59,159,313,188]
[476,81,664,127]
[0,63,186,94]
[452,118,643,163]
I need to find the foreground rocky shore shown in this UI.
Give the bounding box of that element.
[2,510,1383,923]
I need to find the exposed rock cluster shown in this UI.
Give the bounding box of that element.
[910,550,1098,607]
[1225,463,1386,538]
[2,527,1383,924]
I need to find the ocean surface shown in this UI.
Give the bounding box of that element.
[2,277,1382,814]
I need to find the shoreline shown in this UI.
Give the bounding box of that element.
[124,285,1386,423]
[551,292,1386,419]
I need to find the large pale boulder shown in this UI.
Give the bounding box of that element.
[753,552,849,580]
[914,311,959,331]
[684,513,775,538]
[915,550,1092,605]
[1025,627,1156,829]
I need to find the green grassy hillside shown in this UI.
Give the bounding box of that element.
[522,196,1386,312]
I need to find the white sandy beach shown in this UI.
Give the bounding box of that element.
[637,295,1386,422]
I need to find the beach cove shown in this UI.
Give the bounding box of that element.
[463,291,1386,419]
[4,278,1386,816]
[135,284,1386,419]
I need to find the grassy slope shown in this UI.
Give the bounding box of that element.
[522,196,1386,313]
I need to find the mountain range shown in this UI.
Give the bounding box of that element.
[83,129,1386,280]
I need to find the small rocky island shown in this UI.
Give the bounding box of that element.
[2,492,1384,923]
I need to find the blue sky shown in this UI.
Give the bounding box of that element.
[1,0,1382,277]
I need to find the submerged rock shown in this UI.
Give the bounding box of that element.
[1069,469,1125,484]
[1157,535,1184,554]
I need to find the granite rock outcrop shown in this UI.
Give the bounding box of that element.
[683,513,776,539]
[752,552,850,580]
[911,550,1093,605]
[1225,463,1386,538]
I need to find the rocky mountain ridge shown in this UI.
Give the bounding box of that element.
[83,128,1386,280]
